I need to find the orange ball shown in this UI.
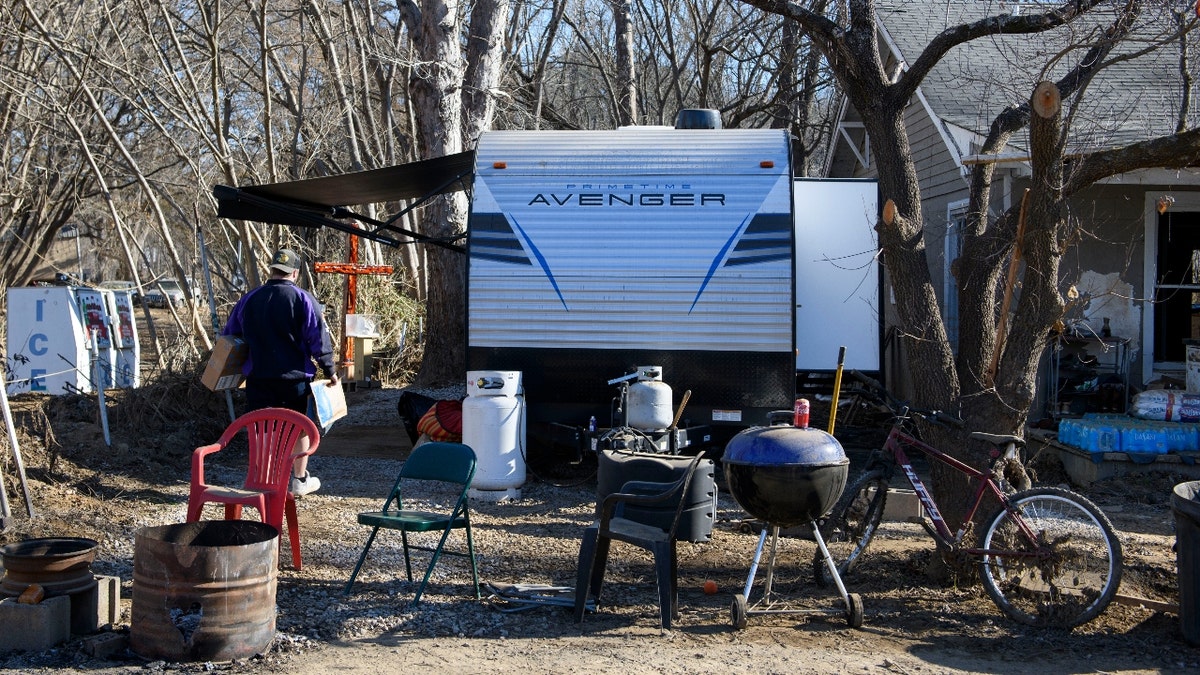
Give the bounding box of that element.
[703,580,718,595]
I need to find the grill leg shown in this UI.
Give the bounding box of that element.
[741,526,770,599]
[811,519,851,604]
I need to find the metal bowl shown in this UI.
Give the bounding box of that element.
[0,536,99,597]
[723,425,849,526]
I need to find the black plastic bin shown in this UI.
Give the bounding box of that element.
[1173,481,1200,645]
[596,449,716,543]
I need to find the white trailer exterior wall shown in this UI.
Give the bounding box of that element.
[467,128,795,445]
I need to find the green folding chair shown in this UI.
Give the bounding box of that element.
[344,442,480,605]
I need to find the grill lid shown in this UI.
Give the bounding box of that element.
[722,424,847,467]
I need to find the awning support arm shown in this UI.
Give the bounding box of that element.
[331,206,467,250]
[380,168,473,230]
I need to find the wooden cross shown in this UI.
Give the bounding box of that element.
[314,227,392,381]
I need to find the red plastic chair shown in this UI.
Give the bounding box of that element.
[186,408,320,570]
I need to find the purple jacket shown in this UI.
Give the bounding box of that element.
[222,279,336,381]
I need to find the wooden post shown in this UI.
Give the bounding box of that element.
[0,369,35,521]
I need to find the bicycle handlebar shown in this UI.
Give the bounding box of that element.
[846,370,964,428]
[927,410,966,429]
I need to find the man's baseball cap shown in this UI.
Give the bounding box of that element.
[269,248,301,274]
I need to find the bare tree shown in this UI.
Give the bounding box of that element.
[738,0,1200,526]
[393,0,510,384]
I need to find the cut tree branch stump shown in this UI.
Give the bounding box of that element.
[1032,81,1061,119]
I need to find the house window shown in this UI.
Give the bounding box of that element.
[944,201,967,352]
[1151,209,1200,364]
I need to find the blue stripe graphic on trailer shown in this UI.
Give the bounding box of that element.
[509,215,568,310]
[726,214,791,266]
[690,212,754,313]
[470,214,532,265]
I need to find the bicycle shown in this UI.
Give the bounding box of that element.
[815,377,1123,628]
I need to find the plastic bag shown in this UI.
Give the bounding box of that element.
[1131,389,1200,422]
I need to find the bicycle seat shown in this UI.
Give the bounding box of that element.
[969,432,1025,448]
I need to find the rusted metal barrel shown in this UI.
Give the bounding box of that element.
[0,537,98,598]
[131,521,278,662]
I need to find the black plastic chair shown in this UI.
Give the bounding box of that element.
[573,452,710,629]
[344,442,480,605]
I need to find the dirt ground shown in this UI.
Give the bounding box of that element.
[1,381,1199,674]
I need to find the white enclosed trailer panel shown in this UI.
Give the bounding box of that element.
[793,179,881,371]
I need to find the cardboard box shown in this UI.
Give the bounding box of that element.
[201,335,247,391]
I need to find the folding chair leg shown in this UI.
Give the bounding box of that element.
[574,526,599,623]
[401,531,414,582]
[344,527,382,595]
[465,516,480,600]
[411,524,457,606]
[285,496,302,570]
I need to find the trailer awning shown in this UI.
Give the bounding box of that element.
[213,151,475,251]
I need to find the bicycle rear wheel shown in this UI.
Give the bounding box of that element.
[814,468,889,586]
[979,487,1123,628]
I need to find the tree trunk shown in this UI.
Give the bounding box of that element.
[612,0,637,126]
[407,0,508,385]
[409,0,466,385]
[861,105,974,525]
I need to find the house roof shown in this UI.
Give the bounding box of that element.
[877,1,1198,151]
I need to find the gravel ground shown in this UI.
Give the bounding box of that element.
[0,384,1197,674]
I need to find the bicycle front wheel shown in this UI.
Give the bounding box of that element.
[979,487,1123,628]
[814,468,889,586]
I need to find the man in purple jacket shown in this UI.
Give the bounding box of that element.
[223,248,339,496]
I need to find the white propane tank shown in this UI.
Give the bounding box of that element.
[462,370,526,501]
[626,366,673,431]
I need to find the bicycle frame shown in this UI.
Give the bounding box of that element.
[876,424,1042,558]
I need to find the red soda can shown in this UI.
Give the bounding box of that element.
[793,398,810,428]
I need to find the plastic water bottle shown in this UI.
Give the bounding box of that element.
[588,416,596,433]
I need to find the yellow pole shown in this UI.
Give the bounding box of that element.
[827,346,847,435]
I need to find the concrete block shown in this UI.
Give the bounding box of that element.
[882,488,925,522]
[83,631,129,659]
[71,575,121,634]
[0,595,71,653]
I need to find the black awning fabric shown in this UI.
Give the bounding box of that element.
[214,151,475,249]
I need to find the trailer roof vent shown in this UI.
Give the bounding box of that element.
[675,109,722,130]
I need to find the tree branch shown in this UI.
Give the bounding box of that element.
[894,0,1109,104]
[1066,128,1200,195]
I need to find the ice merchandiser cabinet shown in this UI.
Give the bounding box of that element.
[462,370,526,501]
[5,286,139,396]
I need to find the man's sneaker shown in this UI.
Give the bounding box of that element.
[290,472,321,497]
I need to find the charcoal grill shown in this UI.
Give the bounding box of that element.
[723,414,863,629]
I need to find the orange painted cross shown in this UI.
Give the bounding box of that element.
[314,227,393,381]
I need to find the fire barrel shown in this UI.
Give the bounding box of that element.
[131,521,278,662]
